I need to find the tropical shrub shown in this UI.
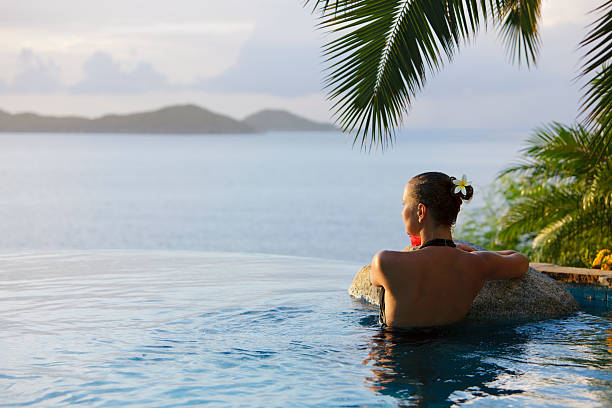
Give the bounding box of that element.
[496,123,610,266]
[456,123,611,267]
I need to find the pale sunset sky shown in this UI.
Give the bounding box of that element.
[0,0,601,129]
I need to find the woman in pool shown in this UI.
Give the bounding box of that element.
[370,172,529,329]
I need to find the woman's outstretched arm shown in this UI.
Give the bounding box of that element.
[456,244,528,280]
[473,250,529,280]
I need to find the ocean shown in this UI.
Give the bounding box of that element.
[0,130,527,263]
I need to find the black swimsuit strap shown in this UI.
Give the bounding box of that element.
[419,238,456,249]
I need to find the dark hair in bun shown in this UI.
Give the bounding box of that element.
[408,171,473,226]
[449,176,474,202]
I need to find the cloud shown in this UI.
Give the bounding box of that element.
[71,52,169,94]
[541,0,600,28]
[105,21,254,36]
[394,22,586,129]
[193,28,323,97]
[7,48,63,93]
[0,50,171,95]
[0,1,324,96]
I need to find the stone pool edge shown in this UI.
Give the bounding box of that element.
[532,262,611,308]
[531,262,612,287]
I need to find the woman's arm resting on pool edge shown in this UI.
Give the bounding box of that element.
[474,250,529,280]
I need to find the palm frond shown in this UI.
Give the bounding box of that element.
[497,0,541,67]
[306,0,542,149]
[498,158,545,178]
[578,1,612,160]
[533,198,612,263]
[500,123,595,181]
[583,158,612,208]
[581,66,612,156]
[498,185,579,242]
[580,1,612,78]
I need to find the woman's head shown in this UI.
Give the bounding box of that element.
[402,172,473,231]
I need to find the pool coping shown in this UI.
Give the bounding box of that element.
[531,262,612,287]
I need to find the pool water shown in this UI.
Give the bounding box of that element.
[1,251,611,407]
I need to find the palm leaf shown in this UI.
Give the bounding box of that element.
[306,0,542,149]
[499,123,595,181]
[497,0,542,67]
[499,185,580,241]
[583,157,612,207]
[534,198,611,263]
[578,1,612,159]
[580,1,612,79]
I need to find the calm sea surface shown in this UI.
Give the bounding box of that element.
[0,130,527,263]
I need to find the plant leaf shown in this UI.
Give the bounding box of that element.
[578,0,612,160]
[306,0,542,149]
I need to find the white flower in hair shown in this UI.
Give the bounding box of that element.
[452,174,471,196]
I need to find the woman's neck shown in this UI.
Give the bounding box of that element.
[420,225,453,244]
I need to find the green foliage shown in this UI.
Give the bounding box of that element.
[458,123,611,267]
[579,1,612,159]
[306,0,541,150]
[455,176,534,254]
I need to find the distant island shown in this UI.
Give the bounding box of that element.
[0,104,337,134]
[243,109,336,132]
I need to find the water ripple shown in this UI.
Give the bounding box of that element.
[1,251,610,407]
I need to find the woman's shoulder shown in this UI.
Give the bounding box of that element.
[373,248,415,260]
[372,249,422,273]
[370,249,420,287]
[374,244,422,260]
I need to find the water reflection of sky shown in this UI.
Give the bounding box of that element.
[0,251,610,405]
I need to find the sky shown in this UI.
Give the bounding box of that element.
[0,0,602,129]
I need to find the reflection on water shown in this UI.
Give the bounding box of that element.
[361,313,612,407]
[1,251,611,407]
[364,326,526,406]
[608,321,612,354]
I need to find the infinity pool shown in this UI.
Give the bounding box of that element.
[1,251,610,407]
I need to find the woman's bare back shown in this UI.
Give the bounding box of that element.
[371,246,528,328]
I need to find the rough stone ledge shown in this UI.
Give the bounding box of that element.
[531,262,612,287]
